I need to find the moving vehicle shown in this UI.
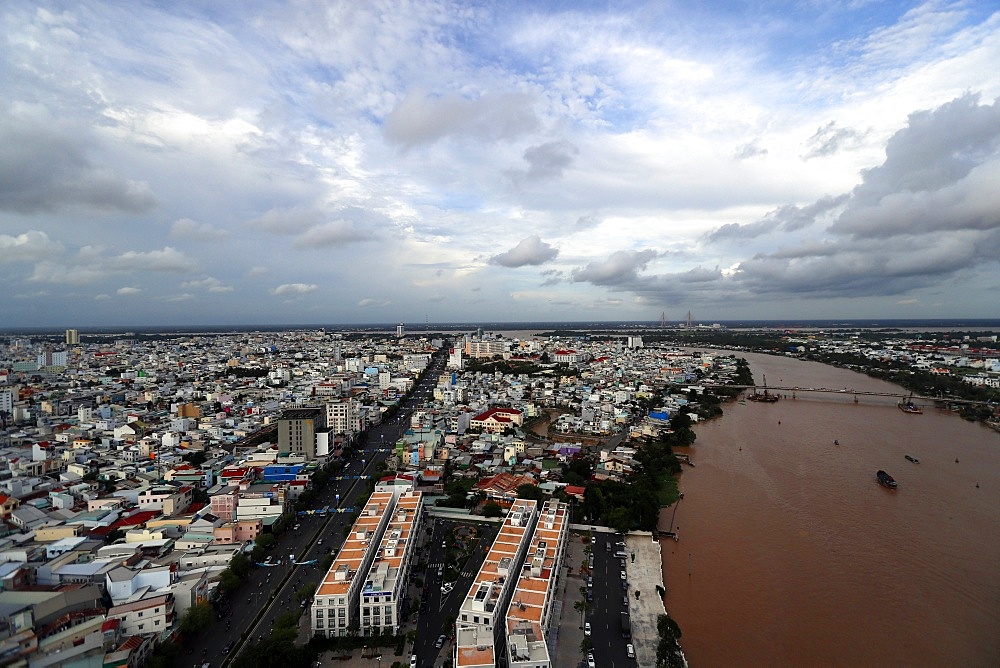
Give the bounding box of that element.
[435,634,446,648]
[905,454,920,463]
[876,470,898,489]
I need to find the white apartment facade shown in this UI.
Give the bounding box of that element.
[454,499,539,668]
[505,499,570,668]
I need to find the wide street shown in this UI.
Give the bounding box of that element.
[180,349,448,667]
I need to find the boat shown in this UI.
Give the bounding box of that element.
[905,455,919,463]
[748,374,780,403]
[876,470,898,489]
[898,394,923,414]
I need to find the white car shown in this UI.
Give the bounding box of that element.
[627,643,635,658]
[410,655,418,667]
[620,570,627,580]
[587,652,596,668]
[584,622,591,636]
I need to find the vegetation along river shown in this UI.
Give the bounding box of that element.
[659,351,1000,666]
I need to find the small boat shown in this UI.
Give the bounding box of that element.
[898,394,923,414]
[876,470,898,489]
[905,455,919,463]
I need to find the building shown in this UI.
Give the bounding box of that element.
[65,329,80,345]
[277,407,325,460]
[454,499,539,668]
[105,593,175,638]
[464,338,508,359]
[357,490,423,635]
[470,408,523,434]
[325,398,363,435]
[312,490,400,637]
[396,323,405,338]
[505,499,569,668]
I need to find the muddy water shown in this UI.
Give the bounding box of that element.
[659,352,1000,666]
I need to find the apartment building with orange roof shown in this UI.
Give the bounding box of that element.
[454,498,538,668]
[357,489,423,635]
[505,499,569,668]
[312,490,399,637]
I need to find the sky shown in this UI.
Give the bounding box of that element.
[2,1,999,328]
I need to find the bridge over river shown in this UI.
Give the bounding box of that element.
[694,384,990,406]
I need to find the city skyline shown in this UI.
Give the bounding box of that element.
[2,1,999,327]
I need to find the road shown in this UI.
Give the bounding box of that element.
[586,533,637,668]
[182,349,449,666]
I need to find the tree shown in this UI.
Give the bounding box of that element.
[482,501,503,518]
[180,602,213,635]
[230,552,252,580]
[255,533,276,551]
[516,483,544,501]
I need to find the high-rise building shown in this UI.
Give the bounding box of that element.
[65,329,79,345]
[277,407,325,460]
[396,323,405,337]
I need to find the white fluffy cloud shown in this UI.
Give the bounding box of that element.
[1,1,998,325]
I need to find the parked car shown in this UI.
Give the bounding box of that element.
[410,655,418,667]
[627,643,635,658]
[584,622,591,636]
[620,570,627,580]
[435,634,447,648]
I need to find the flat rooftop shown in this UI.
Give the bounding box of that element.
[362,490,422,598]
[316,490,396,597]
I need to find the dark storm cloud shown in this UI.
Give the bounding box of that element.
[383,91,539,148]
[0,106,156,214]
[833,93,1000,238]
[572,96,1000,307]
[490,235,559,267]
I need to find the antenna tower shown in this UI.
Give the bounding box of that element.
[686,310,693,328]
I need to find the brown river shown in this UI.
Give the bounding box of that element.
[659,351,1000,667]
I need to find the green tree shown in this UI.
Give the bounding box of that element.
[230,552,252,580]
[180,602,213,635]
[482,501,503,518]
[516,483,544,501]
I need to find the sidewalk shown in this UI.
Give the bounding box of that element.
[624,532,668,667]
[552,534,587,667]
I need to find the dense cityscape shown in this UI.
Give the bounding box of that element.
[1,323,998,667]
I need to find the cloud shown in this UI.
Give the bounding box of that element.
[734,140,768,159]
[384,90,539,148]
[170,218,229,241]
[490,235,559,267]
[571,249,659,286]
[294,219,377,248]
[247,266,269,277]
[117,286,141,295]
[0,230,64,262]
[181,276,234,293]
[246,207,325,235]
[271,283,318,295]
[357,298,390,308]
[575,214,602,230]
[706,195,849,242]
[0,103,156,214]
[508,140,579,184]
[106,247,198,273]
[804,121,866,158]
